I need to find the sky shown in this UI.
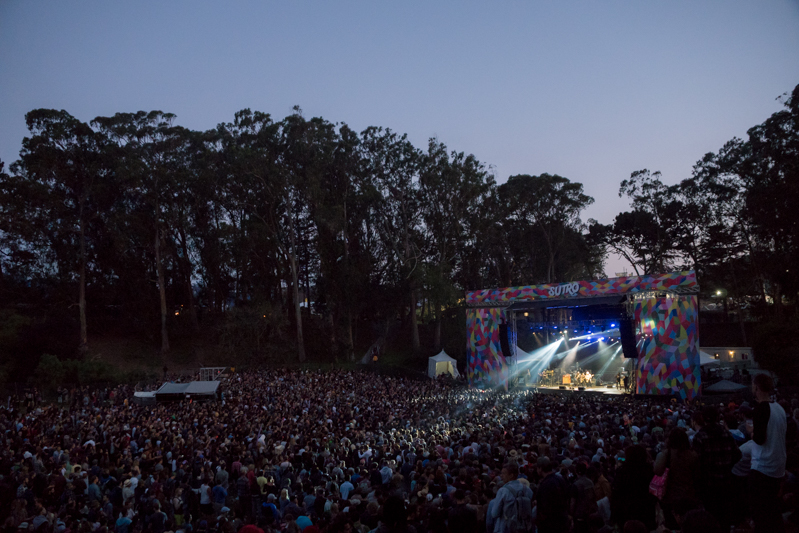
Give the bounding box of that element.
[1,1,798,277]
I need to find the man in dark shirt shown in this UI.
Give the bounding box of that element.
[536,456,569,533]
[692,406,741,531]
[448,489,477,533]
[570,462,595,533]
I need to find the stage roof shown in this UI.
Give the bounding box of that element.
[155,381,219,396]
[507,295,625,311]
[466,270,698,307]
[156,383,189,395]
[184,381,220,394]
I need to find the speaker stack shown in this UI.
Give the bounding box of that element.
[619,319,638,358]
[499,323,512,359]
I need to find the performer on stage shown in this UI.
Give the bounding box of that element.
[616,370,622,389]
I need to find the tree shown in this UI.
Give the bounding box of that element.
[93,111,186,354]
[499,174,594,283]
[589,170,679,276]
[420,139,493,348]
[11,110,109,354]
[691,84,799,314]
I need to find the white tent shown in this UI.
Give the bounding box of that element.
[699,350,720,366]
[428,350,460,379]
[705,379,748,393]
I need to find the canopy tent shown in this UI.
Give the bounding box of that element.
[699,350,720,366]
[704,379,748,393]
[184,381,221,395]
[155,381,220,402]
[132,391,156,406]
[428,350,460,379]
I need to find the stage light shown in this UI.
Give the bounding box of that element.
[611,323,616,327]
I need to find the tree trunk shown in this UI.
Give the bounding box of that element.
[329,311,338,362]
[78,204,88,355]
[410,288,420,350]
[346,313,354,362]
[774,283,784,319]
[289,223,306,362]
[343,200,354,362]
[433,300,442,351]
[729,266,748,345]
[178,226,200,333]
[155,225,170,354]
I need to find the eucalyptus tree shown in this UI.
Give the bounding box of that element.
[500,173,594,283]
[309,122,378,361]
[92,111,187,353]
[419,139,494,348]
[10,110,110,354]
[742,84,799,308]
[360,127,424,350]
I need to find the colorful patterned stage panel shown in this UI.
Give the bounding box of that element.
[466,307,509,389]
[635,295,700,400]
[465,271,697,305]
[466,271,700,397]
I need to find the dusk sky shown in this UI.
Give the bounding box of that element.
[2,1,798,276]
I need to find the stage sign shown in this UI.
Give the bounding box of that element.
[466,271,697,306]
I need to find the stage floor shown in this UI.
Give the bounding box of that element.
[531,384,628,396]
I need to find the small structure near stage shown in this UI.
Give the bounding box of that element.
[428,350,460,379]
[199,367,228,381]
[132,391,156,406]
[704,379,748,393]
[155,380,220,403]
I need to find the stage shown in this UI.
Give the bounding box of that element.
[528,384,628,396]
[466,271,702,400]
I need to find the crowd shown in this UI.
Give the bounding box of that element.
[1,368,797,533]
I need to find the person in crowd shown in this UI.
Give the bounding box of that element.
[691,405,741,531]
[610,445,656,531]
[448,489,476,533]
[569,462,595,533]
[489,461,532,533]
[749,373,787,533]
[652,427,698,530]
[535,456,569,533]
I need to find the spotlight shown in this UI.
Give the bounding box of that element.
[611,323,616,327]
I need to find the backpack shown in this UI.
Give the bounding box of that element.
[503,483,533,533]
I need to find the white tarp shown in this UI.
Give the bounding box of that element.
[699,350,720,366]
[705,379,748,392]
[428,350,460,378]
[132,391,156,405]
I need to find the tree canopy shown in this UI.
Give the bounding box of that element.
[2,82,798,380]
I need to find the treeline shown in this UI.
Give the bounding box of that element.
[589,83,799,321]
[0,107,599,373]
[0,83,798,380]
